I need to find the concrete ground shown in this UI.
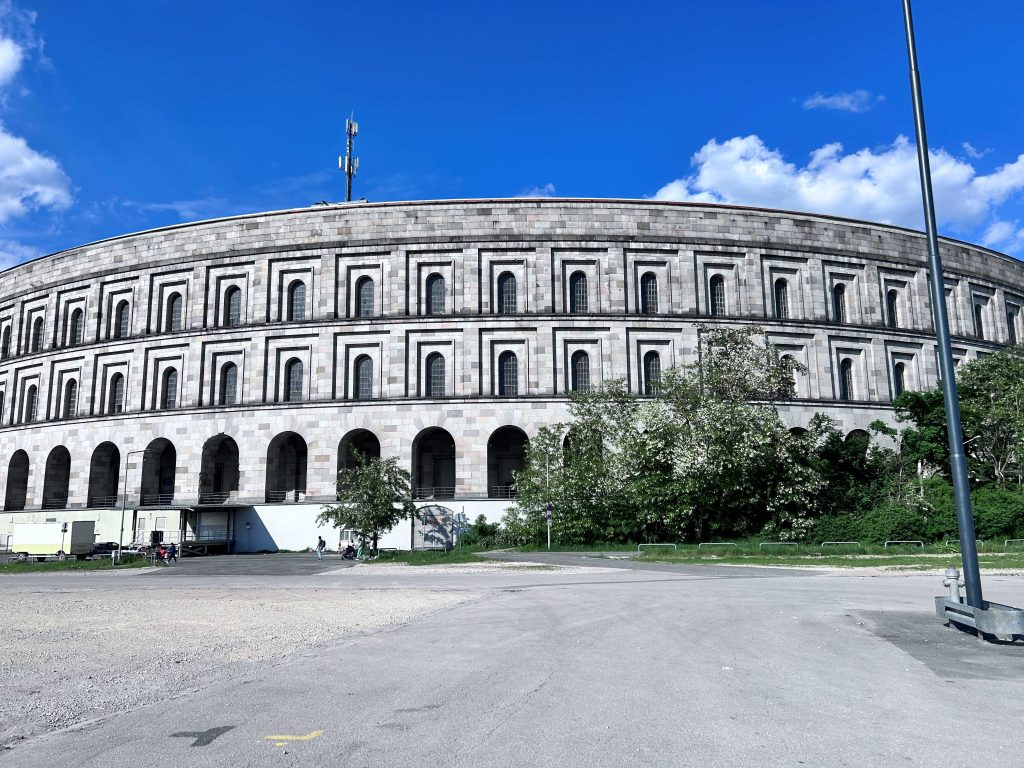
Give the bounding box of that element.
[3,553,1023,767]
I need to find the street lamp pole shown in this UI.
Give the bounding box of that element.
[901,0,983,607]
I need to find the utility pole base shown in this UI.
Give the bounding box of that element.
[935,597,1024,643]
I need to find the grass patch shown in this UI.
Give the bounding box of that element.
[0,555,158,573]
[633,543,1024,569]
[510,543,638,553]
[368,548,489,566]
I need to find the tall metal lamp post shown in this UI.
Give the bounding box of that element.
[118,448,154,560]
[903,0,1024,640]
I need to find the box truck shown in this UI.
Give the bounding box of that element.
[10,521,95,561]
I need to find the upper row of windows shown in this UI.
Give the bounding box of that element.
[1,270,1017,361]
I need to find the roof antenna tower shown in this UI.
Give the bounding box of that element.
[339,114,359,202]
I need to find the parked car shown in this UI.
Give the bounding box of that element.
[89,541,121,559]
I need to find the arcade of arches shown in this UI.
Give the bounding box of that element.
[3,426,535,511]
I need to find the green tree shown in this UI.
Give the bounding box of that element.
[507,325,821,544]
[894,346,1024,487]
[317,452,416,550]
[957,347,1024,486]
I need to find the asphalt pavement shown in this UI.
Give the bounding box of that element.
[7,553,1023,767]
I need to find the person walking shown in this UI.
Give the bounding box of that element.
[166,542,177,564]
[315,536,326,561]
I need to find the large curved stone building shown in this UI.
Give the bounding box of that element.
[0,199,1020,553]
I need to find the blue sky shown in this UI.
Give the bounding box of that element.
[2,0,1024,266]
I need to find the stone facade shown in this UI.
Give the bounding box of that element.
[0,199,1020,551]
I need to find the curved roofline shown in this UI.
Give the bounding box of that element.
[6,197,1017,275]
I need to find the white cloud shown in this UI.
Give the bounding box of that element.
[962,142,991,160]
[653,135,1024,242]
[517,182,556,198]
[120,197,230,222]
[0,2,72,265]
[0,236,37,269]
[0,37,22,87]
[981,220,1024,254]
[802,89,880,113]
[0,122,71,222]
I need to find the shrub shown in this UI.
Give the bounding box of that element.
[924,479,1024,541]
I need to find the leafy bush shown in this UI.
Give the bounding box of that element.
[925,480,1024,541]
[458,514,501,547]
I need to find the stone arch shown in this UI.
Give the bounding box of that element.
[4,449,29,511]
[200,434,240,503]
[266,432,307,502]
[412,427,456,499]
[487,426,528,498]
[42,446,71,509]
[88,442,120,508]
[140,438,176,505]
[338,429,381,476]
[845,429,871,459]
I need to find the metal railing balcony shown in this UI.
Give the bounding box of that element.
[265,490,306,503]
[488,485,517,499]
[41,497,69,510]
[140,494,176,507]
[87,496,119,509]
[412,486,456,500]
[198,491,232,504]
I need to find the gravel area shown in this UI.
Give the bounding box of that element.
[0,585,471,745]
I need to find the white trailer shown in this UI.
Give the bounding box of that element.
[11,521,95,562]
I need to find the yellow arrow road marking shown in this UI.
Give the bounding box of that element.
[265,730,323,746]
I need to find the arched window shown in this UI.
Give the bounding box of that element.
[832,284,847,324]
[570,350,591,393]
[161,368,178,409]
[114,300,130,339]
[640,273,658,315]
[498,351,518,396]
[356,277,374,318]
[773,278,789,319]
[63,380,78,419]
[31,316,44,352]
[23,385,37,423]
[569,271,588,313]
[109,373,125,414]
[284,358,303,402]
[425,274,445,315]
[974,302,985,340]
[68,308,84,346]
[223,287,242,327]
[894,362,906,398]
[839,358,854,402]
[0,325,9,359]
[354,355,373,399]
[166,293,183,332]
[220,362,238,405]
[709,275,726,317]
[497,272,517,315]
[287,281,306,321]
[643,351,661,396]
[425,352,445,397]
[886,289,899,329]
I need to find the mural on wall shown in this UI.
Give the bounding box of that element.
[413,505,468,550]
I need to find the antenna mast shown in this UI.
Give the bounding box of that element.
[339,115,359,202]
